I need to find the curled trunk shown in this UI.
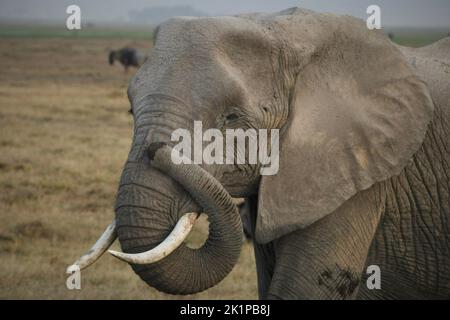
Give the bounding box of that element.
[116,144,243,294]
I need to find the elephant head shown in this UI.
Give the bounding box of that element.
[71,8,433,295]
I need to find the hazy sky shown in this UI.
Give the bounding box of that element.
[0,0,449,27]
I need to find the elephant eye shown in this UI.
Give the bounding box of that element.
[226,113,239,121]
[128,108,133,115]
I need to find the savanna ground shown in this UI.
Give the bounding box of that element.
[0,25,447,299]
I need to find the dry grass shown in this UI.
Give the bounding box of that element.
[0,38,257,299]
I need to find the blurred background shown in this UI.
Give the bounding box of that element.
[1,0,449,45]
[0,0,449,299]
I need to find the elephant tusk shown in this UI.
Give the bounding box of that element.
[67,220,117,272]
[233,198,245,206]
[108,212,198,264]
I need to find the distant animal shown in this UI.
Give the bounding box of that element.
[108,47,147,71]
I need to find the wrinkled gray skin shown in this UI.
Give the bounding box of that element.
[117,8,449,299]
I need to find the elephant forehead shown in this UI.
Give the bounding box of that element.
[128,18,278,112]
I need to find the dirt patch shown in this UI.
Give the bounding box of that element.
[12,221,64,241]
[0,162,26,171]
[0,234,14,242]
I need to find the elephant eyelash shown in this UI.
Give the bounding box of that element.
[226,113,239,121]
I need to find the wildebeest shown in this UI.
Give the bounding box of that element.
[108,47,147,71]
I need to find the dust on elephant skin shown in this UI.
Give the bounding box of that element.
[317,265,360,299]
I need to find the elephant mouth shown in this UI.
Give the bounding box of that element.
[68,143,243,294]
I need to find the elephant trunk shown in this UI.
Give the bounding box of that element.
[70,95,243,294]
[115,142,243,294]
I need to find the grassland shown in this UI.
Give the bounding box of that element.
[0,37,257,299]
[0,25,154,39]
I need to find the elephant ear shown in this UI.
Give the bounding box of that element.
[255,12,434,244]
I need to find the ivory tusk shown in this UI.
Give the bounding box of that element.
[67,220,117,272]
[108,212,198,264]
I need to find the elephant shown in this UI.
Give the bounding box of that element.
[70,8,450,299]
